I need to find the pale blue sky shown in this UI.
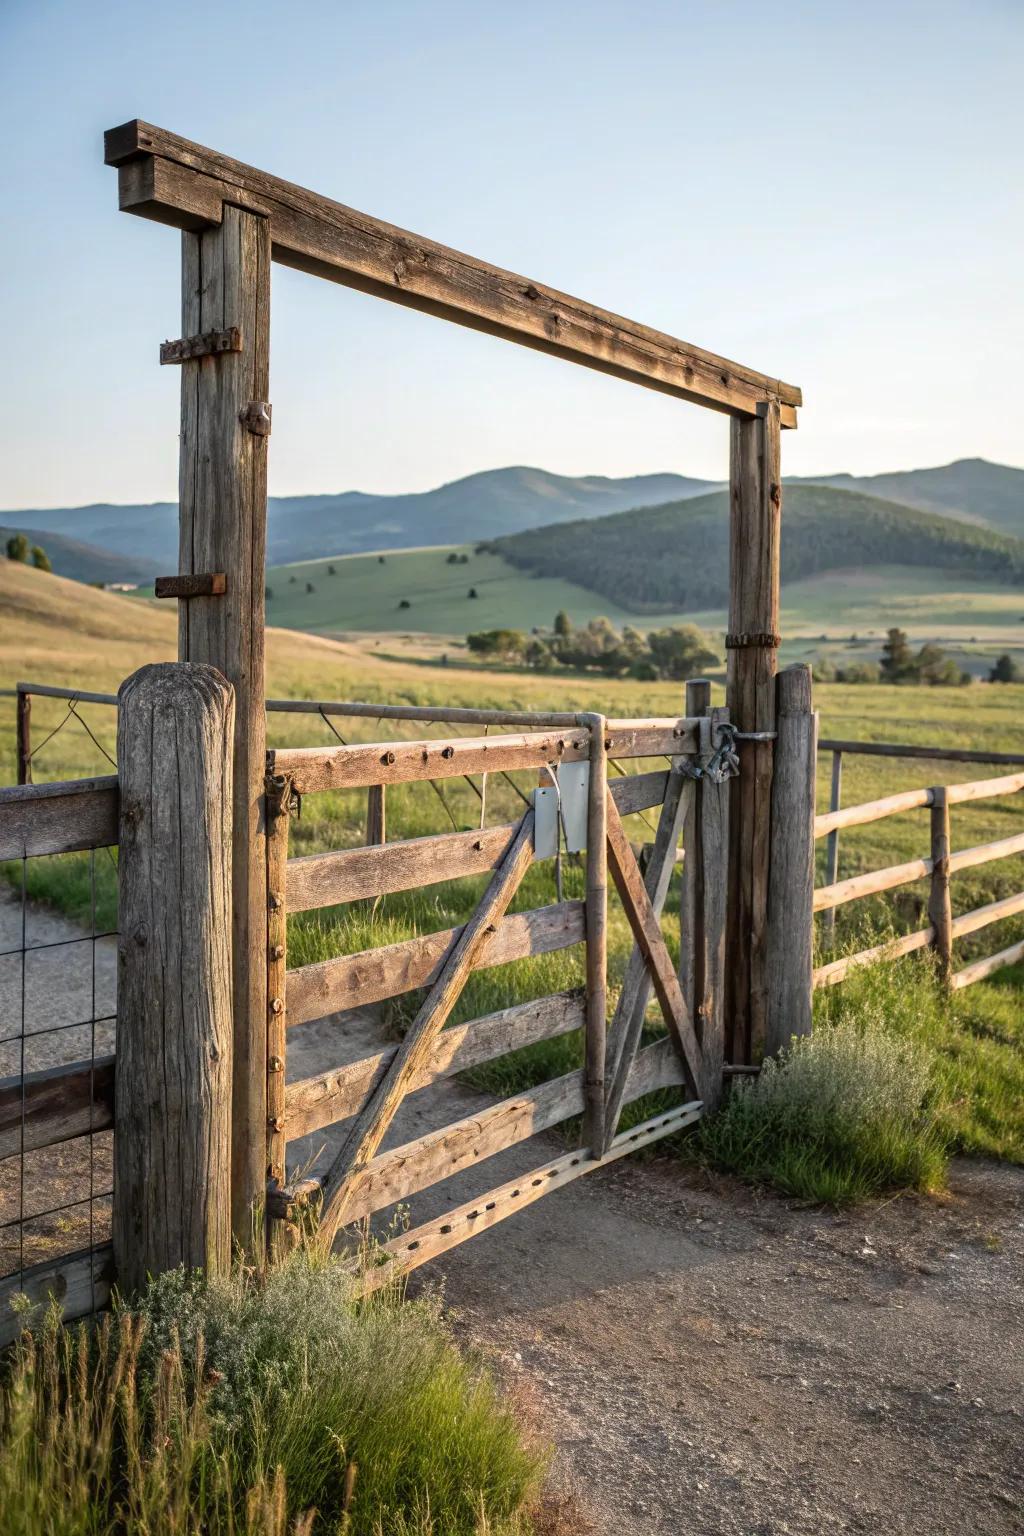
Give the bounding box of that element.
[0,0,1020,509]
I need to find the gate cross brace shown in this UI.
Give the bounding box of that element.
[604,791,704,1114]
[316,806,536,1244]
[602,765,693,1151]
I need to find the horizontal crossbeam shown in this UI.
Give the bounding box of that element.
[105,121,800,425]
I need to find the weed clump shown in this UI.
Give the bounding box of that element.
[699,1014,947,1203]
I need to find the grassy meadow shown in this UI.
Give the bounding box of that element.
[2,556,1023,1177]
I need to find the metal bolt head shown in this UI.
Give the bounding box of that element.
[268,1055,284,1073]
[381,750,396,766]
[270,996,284,1015]
[270,943,285,961]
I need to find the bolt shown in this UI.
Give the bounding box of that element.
[269,943,285,961]
[268,1055,284,1073]
[441,745,455,759]
[268,890,282,910]
[268,1115,285,1133]
[381,750,396,765]
[270,996,284,1015]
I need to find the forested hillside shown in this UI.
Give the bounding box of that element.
[493,485,1024,613]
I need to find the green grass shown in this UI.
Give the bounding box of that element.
[0,1253,546,1536]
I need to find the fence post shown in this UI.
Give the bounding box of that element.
[929,786,953,985]
[823,750,842,941]
[765,664,817,1055]
[176,205,272,1247]
[679,678,710,1019]
[16,688,31,785]
[113,662,234,1295]
[726,400,782,1063]
[366,784,386,845]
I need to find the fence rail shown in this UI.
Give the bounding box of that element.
[812,763,1024,992]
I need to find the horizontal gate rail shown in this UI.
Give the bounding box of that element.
[0,1056,115,1159]
[364,1099,703,1290]
[284,770,669,912]
[0,776,119,858]
[268,719,699,795]
[287,900,585,1025]
[285,991,584,1141]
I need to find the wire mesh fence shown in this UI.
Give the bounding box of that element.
[0,847,115,1307]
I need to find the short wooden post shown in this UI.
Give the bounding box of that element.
[579,711,608,1156]
[16,688,31,785]
[823,750,843,940]
[726,400,782,1063]
[366,783,386,845]
[929,787,953,985]
[113,663,234,1294]
[765,665,817,1054]
[177,205,272,1246]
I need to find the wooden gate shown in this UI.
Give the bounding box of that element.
[263,700,731,1283]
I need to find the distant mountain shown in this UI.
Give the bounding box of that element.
[0,525,160,587]
[1,468,717,571]
[493,485,1024,614]
[792,458,1024,540]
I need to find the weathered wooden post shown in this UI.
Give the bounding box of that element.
[113,663,234,1294]
[726,401,782,1063]
[765,664,817,1054]
[16,687,31,785]
[366,783,386,845]
[679,678,710,1018]
[174,205,272,1245]
[929,786,953,985]
[679,680,727,1111]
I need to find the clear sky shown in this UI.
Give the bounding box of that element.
[0,0,1020,509]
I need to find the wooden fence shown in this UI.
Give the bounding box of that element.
[812,763,1024,990]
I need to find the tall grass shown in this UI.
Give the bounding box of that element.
[0,1254,546,1536]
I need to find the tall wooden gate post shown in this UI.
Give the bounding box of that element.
[726,400,782,1063]
[113,663,234,1294]
[176,206,272,1245]
[16,687,31,785]
[765,664,817,1054]
[929,787,953,985]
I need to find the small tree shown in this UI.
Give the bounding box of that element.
[5,532,29,562]
[30,545,51,572]
[398,598,411,609]
[879,627,914,682]
[646,624,719,681]
[327,564,336,576]
[990,653,1023,684]
[306,582,315,594]
[553,610,572,638]
[265,587,274,601]
[468,587,478,599]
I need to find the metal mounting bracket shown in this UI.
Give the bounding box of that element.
[534,762,589,858]
[159,326,241,364]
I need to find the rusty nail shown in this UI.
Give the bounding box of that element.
[268,1115,285,1133]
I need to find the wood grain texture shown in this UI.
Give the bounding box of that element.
[155,572,227,598]
[284,991,585,1139]
[928,788,953,986]
[365,783,385,845]
[943,771,1024,807]
[364,1099,704,1289]
[285,900,585,1025]
[105,122,800,423]
[678,680,710,1024]
[0,1245,114,1348]
[0,776,119,859]
[269,721,698,795]
[726,402,782,1062]
[947,830,1024,874]
[16,688,30,785]
[178,205,271,1245]
[265,775,291,1189]
[950,889,1024,940]
[317,813,536,1236]
[114,663,234,1294]
[814,856,932,911]
[823,749,843,939]
[765,667,817,1052]
[0,1056,114,1160]
[605,793,703,1093]
[818,738,1024,768]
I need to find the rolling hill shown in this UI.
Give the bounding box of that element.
[492,484,1024,614]
[794,459,1024,539]
[1,467,715,569]
[0,526,159,587]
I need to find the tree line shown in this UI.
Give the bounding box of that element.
[466,611,720,679]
